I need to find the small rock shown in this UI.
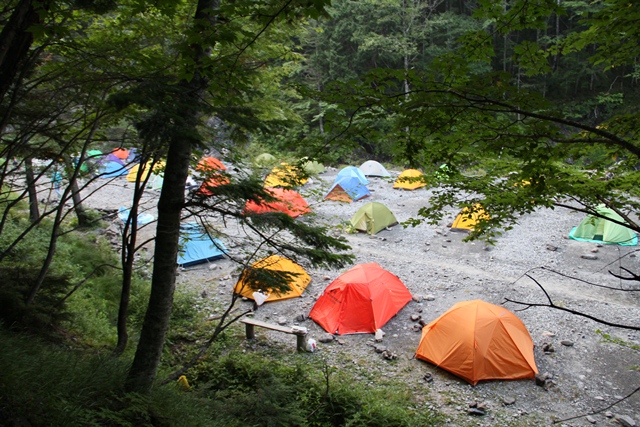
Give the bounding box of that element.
[542,342,555,353]
[374,344,387,353]
[546,244,558,251]
[581,254,598,260]
[605,412,614,418]
[614,415,637,427]
[423,373,433,383]
[468,408,486,416]
[535,373,549,387]
[337,339,345,345]
[424,294,435,301]
[295,314,306,322]
[412,295,423,302]
[411,324,422,332]
[468,401,478,408]
[381,349,397,360]
[318,333,334,343]
[375,329,385,342]
[542,331,556,337]
[277,317,287,325]
[476,402,487,411]
[323,275,331,281]
[591,248,599,253]
[502,396,516,406]
[586,415,596,424]
[411,314,422,321]
[560,340,574,347]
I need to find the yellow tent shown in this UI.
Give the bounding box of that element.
[126,161,165,183]
[233,255,311,302]
[450,204,489,232]
[393,169,426,190]
[264,163,308,188]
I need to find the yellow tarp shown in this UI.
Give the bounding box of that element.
[234,255,311,302]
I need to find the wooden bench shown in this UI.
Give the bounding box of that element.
[240,318,308,352]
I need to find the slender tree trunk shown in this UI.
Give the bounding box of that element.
[125,0,219,394]
[0,0,48,104]
[62,156,89,227]
[24,156,39,223]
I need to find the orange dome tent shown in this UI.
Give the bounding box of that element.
[197,156,226,172]
[309,263,412,335]
[233,255,311,302]
[244,188,310,218]
[415,300,538,385]
[112,148,129,160]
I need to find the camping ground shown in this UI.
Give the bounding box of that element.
[84,167,640,426]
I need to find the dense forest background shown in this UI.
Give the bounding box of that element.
[1,0,638,425]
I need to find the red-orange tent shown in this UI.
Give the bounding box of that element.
[309,263,412,335]
[112,148,129,160]
[415,300,538,385]
[244,188,310,218]
[197,156,226,172]
[197,175,230,196]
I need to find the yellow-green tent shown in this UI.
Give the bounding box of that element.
[393,169,426,190]
[569,205,637,246]
[350,202,398,235]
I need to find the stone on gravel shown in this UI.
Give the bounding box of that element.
[502,396,516,405]
[560,340,574,347]
[277,317,287,325]
[295,314,306,322]
[614,415,637,427]
[318,333,334,343]
[375,329,385,342]
[424,294,435,301]
[580,254,598,260]
[546,244,558,251]
[468,408,486,416]
[374,344,387,353]
[410,314,422,321]
[412,295,423,302]
[586,415,596,424]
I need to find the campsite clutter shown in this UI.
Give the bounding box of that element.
[79,157,640,422]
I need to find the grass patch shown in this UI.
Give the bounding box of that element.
[595,329,640,352]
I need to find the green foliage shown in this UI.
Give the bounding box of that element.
[0,328,216,427]
[189,351,445,427]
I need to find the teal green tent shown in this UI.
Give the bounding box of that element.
[254,153,277,168]
[350,202,398,235]
[569,205,637,246]
[303,159,326,174]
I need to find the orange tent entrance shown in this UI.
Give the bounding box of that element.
[244,188,310,218]
[197,156,226,172]
[415,300,538,385]
[233,255,311,302]
[309,263,412,335]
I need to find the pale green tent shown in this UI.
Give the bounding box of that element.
[350,202,398,235]
[254,153,277,168]
[569,205,637,246]
[303,159,326,174]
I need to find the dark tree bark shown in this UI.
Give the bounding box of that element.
[0,0,49,104]
[24,156,39,223]
[124,0,219,393]
[62,156,89,227]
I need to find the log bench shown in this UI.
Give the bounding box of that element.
[240,318,308,352]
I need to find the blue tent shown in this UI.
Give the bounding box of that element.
[178,223,226,267]
[324,176,370,202]
[98,160,128,178]
[336,166,369,185]
[118,207,155,226]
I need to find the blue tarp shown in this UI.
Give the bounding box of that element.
[178,223,226,267]
[325,176,370,202]
[336,166,369,185]
[118,207,155,226]
[99,160,128,178]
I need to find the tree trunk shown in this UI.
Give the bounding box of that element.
[0,0,48,104]
[62,156,89,227]
[125,0,219,394]
[24,156,39,223]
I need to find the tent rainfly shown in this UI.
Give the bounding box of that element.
[359,160,391,177]
[264,163,308,188]
[244,187,310,218]
[336,166,369,185]
[309,263,412,335]
[393,169,426,190]
[569,205,637,246]
[234,255,311,302]
[450,204,489,232]
[415,300,538,385]
[324,176,370,203]
[177,223,226,267]
[350,202,398,235]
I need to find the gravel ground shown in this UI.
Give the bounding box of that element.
[83,166,640,426]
